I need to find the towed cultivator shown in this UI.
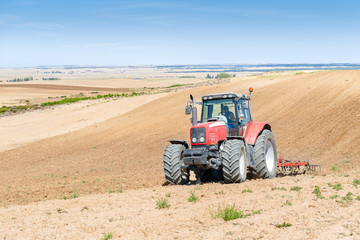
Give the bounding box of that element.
[277,156,321,175]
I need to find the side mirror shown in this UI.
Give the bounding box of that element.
[185,105,192,115]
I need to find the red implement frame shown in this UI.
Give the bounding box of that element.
[277,156,320,173]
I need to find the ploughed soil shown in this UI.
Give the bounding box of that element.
[1,70,360,239]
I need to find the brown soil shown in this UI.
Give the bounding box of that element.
[1,70,360,239]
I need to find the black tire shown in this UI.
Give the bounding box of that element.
[163,144,189,184]
[253,129,277,179]
[222,140,247,183]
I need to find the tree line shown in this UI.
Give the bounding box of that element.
[206,73,235,79]
[6,77,34,82]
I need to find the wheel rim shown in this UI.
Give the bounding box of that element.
[265,140,275,172]
[239,150,245,178]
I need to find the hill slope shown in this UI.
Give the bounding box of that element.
[1,70,360,206]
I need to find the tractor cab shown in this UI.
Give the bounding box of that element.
[200,93,252,137]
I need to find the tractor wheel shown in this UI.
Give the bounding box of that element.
[222,139,247,183]
[163,144,189,184]
[253,129,277,179]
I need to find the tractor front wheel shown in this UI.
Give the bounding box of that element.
[253,129,277,178]
[222,139,247,183]
[163,144,189,184]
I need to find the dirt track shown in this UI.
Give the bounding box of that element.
[1,70,360,239]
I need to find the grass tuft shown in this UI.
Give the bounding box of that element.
[156,198,170,209]
[342,192,353,202]
[290,186,302,192]
[312,186,325,199]
[211,204,248,221]
[329,195,339,199]
[328,183,343,191]
[252,209,262,215]
[275,222,292,228]
[271,187,286,191]
[242,189,252,193]
[281,200,292,207]
[352,179,360,188]
[102,232,113,240]
[188,191,198,202]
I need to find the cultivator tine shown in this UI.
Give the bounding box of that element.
[308,164,321,173]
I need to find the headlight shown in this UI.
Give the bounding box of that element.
[191,127,206,143]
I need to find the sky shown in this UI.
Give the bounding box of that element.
[0,0,360,67]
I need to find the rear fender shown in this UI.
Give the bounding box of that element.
[169,140,189,149]
[245,122,271,145]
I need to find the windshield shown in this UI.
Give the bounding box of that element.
[201,99,236,123]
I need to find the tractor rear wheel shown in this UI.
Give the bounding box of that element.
[163,144,189,184]
[253,129,277,178]
[222,140,247,183]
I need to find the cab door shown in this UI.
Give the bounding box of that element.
[237,99,252,137]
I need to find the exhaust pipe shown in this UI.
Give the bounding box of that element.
[190,95,198,126]
[190,94,198,126]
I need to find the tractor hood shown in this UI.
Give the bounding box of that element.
[190,120,227,146]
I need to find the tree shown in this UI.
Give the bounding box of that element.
[218,73,232,79]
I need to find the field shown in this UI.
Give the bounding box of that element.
[1,69,360,239]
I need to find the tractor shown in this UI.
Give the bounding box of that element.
[163,88,278,184]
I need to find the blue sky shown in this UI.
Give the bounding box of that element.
[0,0,360,67]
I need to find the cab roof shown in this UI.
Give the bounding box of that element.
[202,92,250,101]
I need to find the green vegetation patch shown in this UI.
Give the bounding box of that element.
[156,198,170,209]
[328,183,343,191]
[252,209,262,215]
[290,186,302,192]
[166,84,192,88]
[242,189,252,193]
[188,191,198,202]
[313,186,325,199]
[275,222,292,228]
[352,179,360,188]
[331,164,340,171]
[102,232,114,240]
[342,192,353,202]
[179,76,196,78]
[217,73,232,79]
[211,204,248,221]
[0,92,150,115]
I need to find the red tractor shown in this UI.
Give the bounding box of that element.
[163,88,278,184]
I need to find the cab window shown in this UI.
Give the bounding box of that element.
[238,99,252,125]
